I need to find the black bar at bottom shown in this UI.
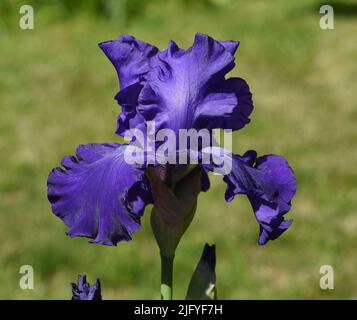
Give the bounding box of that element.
[0,300,354,319]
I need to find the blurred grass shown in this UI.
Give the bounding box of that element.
[0,0,357,299]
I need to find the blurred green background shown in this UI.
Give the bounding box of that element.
[0,0,356,299]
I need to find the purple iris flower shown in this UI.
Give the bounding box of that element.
[47,33,296,246]
[71,275,101,300]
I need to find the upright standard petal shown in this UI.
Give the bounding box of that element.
[218,40,240,55]
[203,148,296,245]
[47,143,152,246]
[138,33,253,134]
[100,34,251,137]
[99,35,159,136]
[99,34,159,89]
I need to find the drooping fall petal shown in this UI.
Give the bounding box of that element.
[47,143,152,246]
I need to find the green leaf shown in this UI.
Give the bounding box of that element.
[186,243,217,300]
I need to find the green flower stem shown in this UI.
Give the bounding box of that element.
[160,253,174,300]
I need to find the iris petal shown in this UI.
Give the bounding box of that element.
[99,34,159,89]
[195,77,253,130]
[114,83,146,136]
[202,148,296,245]
[47,143,152,246]
[226,151,296,244]
[218,40,240,55]
[99,35,159,136]
[100,33,252,137]
[138,33,253,134]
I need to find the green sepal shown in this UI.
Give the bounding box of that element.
[147,166,202,257]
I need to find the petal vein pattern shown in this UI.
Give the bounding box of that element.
[48,143,152,246]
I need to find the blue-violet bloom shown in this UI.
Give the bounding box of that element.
[47,33,296,246]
